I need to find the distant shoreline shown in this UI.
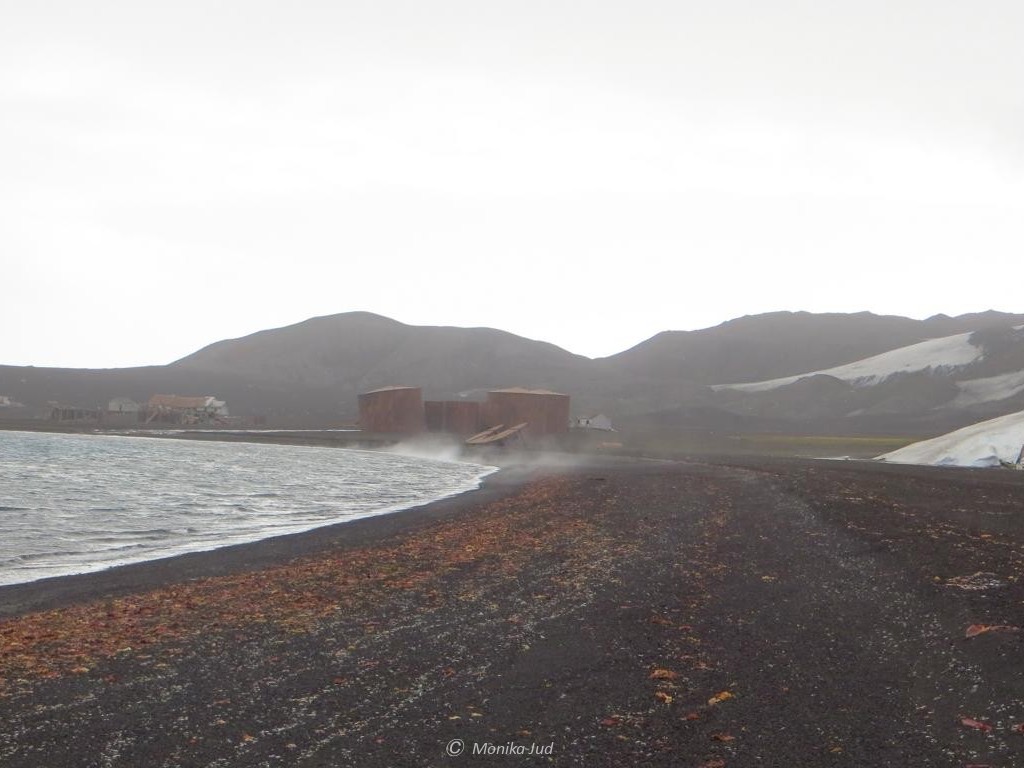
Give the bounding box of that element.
[0,449,652,620]
[0,460,533,621]
[0,421,398,450]
[0,431,511,614]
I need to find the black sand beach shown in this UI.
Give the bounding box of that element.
[3,456,1024,767]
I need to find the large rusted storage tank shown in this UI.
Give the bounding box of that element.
[358,386,425,434]
[482,388,570,437]
[424,400,482,436]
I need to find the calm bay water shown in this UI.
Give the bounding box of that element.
[0,431,494,587]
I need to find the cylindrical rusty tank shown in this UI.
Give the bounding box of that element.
[424,400,482,436]
[482,388,570,437]
[358,386,425,434]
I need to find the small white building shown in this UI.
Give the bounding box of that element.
[574,414,615,431]
[0,395,12,407]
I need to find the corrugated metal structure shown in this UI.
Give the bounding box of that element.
[358,386,425,434]
[482,388,570,437]
[424,400,482,436]
[466,422,528,446]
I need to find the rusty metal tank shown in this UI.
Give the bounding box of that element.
[424,400,482,436]
[482,388,570,437]
[358,386,425,434]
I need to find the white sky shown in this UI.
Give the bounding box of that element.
[2,1,1022,367]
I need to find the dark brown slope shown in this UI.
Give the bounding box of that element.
[170,311,597,398]
[169,311,665,418]
[696,323,1024,435]
[603,310,1024,385]
[0,313,643,426]
[5,310,1024,431]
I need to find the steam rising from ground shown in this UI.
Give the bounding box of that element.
[384,435,468,465]
[384,435,630,477]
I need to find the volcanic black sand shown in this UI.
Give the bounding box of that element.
[3,456,1024,767]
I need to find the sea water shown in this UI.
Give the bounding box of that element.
[0,431,494,587]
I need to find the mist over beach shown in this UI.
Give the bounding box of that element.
[2,1,1024,765]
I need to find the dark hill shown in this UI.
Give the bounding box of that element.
[603,311,1024,385]
[172,312,595,398]
[169,311,709,422]
[4,310,1024,431]
[1,313,641,426]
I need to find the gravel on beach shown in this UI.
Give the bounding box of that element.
[3,457,1024,767]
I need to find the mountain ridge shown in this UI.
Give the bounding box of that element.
[4,309,1024,431]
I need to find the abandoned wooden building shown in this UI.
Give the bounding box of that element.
[145,394,229,425]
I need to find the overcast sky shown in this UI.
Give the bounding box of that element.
[2,1,1022,367]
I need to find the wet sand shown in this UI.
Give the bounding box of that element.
[3,456,1024,766]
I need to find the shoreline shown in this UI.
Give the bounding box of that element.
[0,462,523,620]
[0,452,631,620]
[0,440,1008,620]
[0,463,498,597]
[0,428,514,617]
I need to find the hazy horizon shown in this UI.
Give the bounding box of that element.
[4,1,1022,367]
[3,306,1023,370]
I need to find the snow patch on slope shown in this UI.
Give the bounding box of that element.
[717,333,982,393]
[878,410,1024,468]
[944,370,1024,409]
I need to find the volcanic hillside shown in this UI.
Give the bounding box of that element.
[3,310,1024,431]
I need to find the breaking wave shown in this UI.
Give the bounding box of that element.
[0,431,494,587]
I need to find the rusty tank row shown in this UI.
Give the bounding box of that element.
[358,386,569,439]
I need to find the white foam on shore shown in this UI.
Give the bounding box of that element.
[0,431,496,587]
